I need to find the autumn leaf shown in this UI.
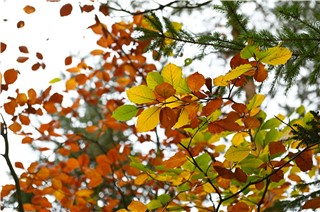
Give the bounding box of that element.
[295,150,313,171]
[136,106,161,132]
[302,197,320,209]
[112,105,139,121]
[269,141,286,156]
[146,72,164,90]
[160,107,179,129]
[4,69,18,84]
[163,152,187,169]
[255,46,292,65]
[161,63,182,89]
[15,162,24,169]
[76,189,94,197]
[60,4,73,17]
[23,5,36,14]
[128,200,147,212]
[134,173,149,186]
[240,43,259,59]
[126,85,156,104]
[225,146,250,162]
[0,42,7,53]
[187,72,205,92]
[155,82,176,99]
[202,98,223,116]
[214,64,252,86]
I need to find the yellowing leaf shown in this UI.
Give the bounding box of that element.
[147,72,164,90]
[49,77,61,84]
[136,106,161,132]
[126,85,156,104]
[203,182,215,193]
[128,200,147,212]
[134,173,149,185]
[232,132,246,146]
[247,94,265,116]
[173,108,189,128]
[213,75,229,86]
[76,189,94,197]
[256,46,292,65]
[23,5,36,14]
[66,78,77,90]
[224,64,253,81]
[225,146,250,162]
[162,63,182,89]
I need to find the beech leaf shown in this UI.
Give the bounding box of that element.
[136,106,161,132]
[225,146,250,162]
[112,105,139,121]
[126,85,156,104]
[256,46,292,65]
[161,63,182,89]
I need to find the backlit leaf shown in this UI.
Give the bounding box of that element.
[243,117,261,129]
[155,82,176,99]
[112,105,139,121]
[295,150,313,172]
[254,63,268,82]
[147,72,164,90]
[147,200,162,210]
[232,132,245,146]
[126,85,156,104]
[66,78,77,90]
[158,194,171,205]
[160,107,179,129]
[173,108,189,128]
[134,173,149,186]
[128,200,147,212]
[15,162,24,169]
[76,189,94,197]
[225,146,250,162]
[269,141,286,156]
[65,56,72,65]
[66,158,80,171]
[240,43,259,59]
[37,167,50,180]
[9,122,21,132]
[163,152,187,169]
[19,46,29,53]
[224,64,253,81]
[161,63,182,89]
[136,106,161,132]
[202,98,223,116]
[256,46,292,65]
[213,166,234,179]
[1,184,15,197]
[187,72,205,92]
[60,4,73,17]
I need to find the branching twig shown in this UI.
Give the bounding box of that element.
[0,114,24,212]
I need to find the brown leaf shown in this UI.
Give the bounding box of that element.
[99,4,109,16]
[36,52,43,60]
[23,5,36,14]
[60,3,73,17]
[31,63,41,71]
[213,166,234,179]
[295,150,313,172]
[230,53,249,69]
[160,107,179,129]
[65,56,72,65]
[155,82,176,99]
[234,167,247,182]
[302,197,320,209]
[19,46,29,53]
[269,141,286,156]
[243,117,261,129]
[81,5,94,13]
[0,42,7,53]
[49,93,63,104]
[15,162,24,169]
[187,72,205,92]
[270,169,283,182]
[202,98,223,116]
[232,103,247,114]
[205,77,212,92]
[17,21,25,28]
[231,202,249,212]
[254,63,268,82]
[17,56,29,63]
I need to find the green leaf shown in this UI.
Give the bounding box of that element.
[129,156,150,173]
[225,145,250,162]
[158,194,171,205]
[112,105,139,121]
[261,114,285,130]
[195,152,211,172]
[147,200,162,210]
[239,157,264,174]
[126,85,156,104]
[177,182,191,192]
[240,44,259,59]
[147,72,164,90]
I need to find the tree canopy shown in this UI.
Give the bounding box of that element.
[0,1,320,211]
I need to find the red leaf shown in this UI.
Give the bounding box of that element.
[230,53,249,69]
[295,150,313,171]
[254,63,268,82]
[15,162,24,169]
[19,46,29,53]
[49,93,63,104]
[269,141,286,156]
[302,197,320,209]
[232,202,249,212]
[232,103,247,114]
[1,42,7,53]
[31,63,41,71]
[155,82,176,99]
[99,4,109,16]
[202,98,223,116]
[270,169,283,182]
[60,4,73,17]
[65,56,72,65]
[187,72,205,92]
[160,107,179,129]
[36,52,43,60]
[234,167,247,182]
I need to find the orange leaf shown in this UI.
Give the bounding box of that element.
[202,98,223,116]
[19,114,30,125]
[232,202,249,212]
[17,21,25,28]
[81,5,94,13]
[295,150,313,171]
[4,100,17,115]
[234,168,247,182]
[9,122,21,132]
[230,53,249,69]
[134,173,149,186]
[1,184,16,197]
[270,169,283,182]
[66,158,80,171]
[90,49,104,55]
[19,46,29,53]
[160,107,179,129]
[155,82,176,99]
[78,154,90,167]
[76,189,94,197]
[28,88,37,103]
[52,178,62,190]
[37,167,50,180]
[232,103,247,114]
[23,5,36,14]
[43,101,57,114]
[86,125,99,133]
[66,78,77,90]
[60,4,73,17]
[49,93,63,103]
[163,151,187,169]
[22,137,33,144]
[17,93,28,106]
[66,67,80,73]
[4,69,18,84]
[269,141,286,156]
[187,72,205,92]
[15,162,24,169]
[99,4,109,16]
[0,42,7,53]
[302,197,320,209]
[128,200,147,212]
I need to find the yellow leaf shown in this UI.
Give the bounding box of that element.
[134,173,149,185]
[128,200,147,212]
[247,94,265,116]
[225,146,250,162]
[213,64,252,87]
[173,108,189,128]
[126,85,156,104]
[203,182,215,193]
[76,189,94,197]
[232,132,246,146]
[136,106,161,132]
[161,63,182,89]
[256,46,292,65]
